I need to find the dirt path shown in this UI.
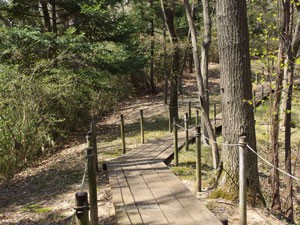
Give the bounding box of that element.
[0,64,290,225]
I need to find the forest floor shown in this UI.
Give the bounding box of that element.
[0,63,297,225]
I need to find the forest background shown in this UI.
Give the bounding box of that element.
[1,0,300,223]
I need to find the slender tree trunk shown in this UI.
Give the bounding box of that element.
[163,19,169,105]
[284,58,294,222]
[188,50,193,73]
[215,0,264,204]
[178,2,194,96]
[270,0,292,212]
[183,0,219,169]
[178,45,189,96]
[201,0,212,144]
[50,0,57,36]
[161,0,179,121]
[178,28,192,96]
[281,2,300,221]
[40,0,51,32]
[149,0,156,94]
[270,44,283,212]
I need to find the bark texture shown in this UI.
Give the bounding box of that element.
[161,0,179,121]
[149,0,156,94]
[183,0,219,169]
[215,0,263,204]
[270,0,293,212]
[200,0,212,145]
[40,0,51,32]
[280,1,300,221]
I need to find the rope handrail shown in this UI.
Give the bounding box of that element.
[246,144,300,182]
[69,155,89,225]
[173,121,300,182]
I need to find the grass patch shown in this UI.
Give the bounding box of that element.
[170,143,215,188]
[22,204,52,213]
[100,115,171,161]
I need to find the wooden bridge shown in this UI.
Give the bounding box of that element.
[106,82,273,224]
[107,130,222,225]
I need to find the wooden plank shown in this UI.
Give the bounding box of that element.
[114,137,172,164]
[123,139,174,164]
[107,130,222,225]
[108,164,143,224]
[137,162,197,225]
[122,163,169,224]
[151,162,222,225]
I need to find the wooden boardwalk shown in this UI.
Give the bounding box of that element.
[107,131,222,225]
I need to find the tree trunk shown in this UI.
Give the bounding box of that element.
[183,0,219,169]
[161,0,179,121]
[215,0,264,204]
[40,0,51,32]
[178,45,188,96]
[163,18,169,105]
[188,50,193,73]
[281,2,300,221]
[284,58,294,222]
[270,44,283,212]
[270,0,292,212]
[149,0,156,94]
[201,0,212,145]
[50,0,57,36]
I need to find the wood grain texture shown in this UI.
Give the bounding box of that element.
[107,130,222,225]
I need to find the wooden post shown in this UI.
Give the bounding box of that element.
[75,192,89,225]
[86,147,98,225]
[120,114,126,154]
[86,131,96,172]
[253,90,256,112]
[195,126,201,192]
[140,110,145,144]
[169,106,172,133]
[239,136,247,225]
[90,122,99,172]
[213,103,217,135]
[87,131,92,148]
[184,113,189,151]
[188,101,192,120]
[173,117,178,166]
[195,109,199,126]
[219,218,228,225]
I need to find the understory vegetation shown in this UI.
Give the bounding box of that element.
[0,28,141,178]
[1,0,300,223]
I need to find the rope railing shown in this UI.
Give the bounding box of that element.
[246,144,300,182]
[174,120,300,183]
[172,117,300,225]
[69,124,99,225]
[115,99,300,184]
[69,157,89,225]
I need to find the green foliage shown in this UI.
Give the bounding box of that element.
[248,1,278,61]
[0,0,147,178]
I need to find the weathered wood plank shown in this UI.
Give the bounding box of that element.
[108,164,143,224]
[107,130,222,225]
[151,162,222,225]
[137,162,197,225]
[122,163,169,224]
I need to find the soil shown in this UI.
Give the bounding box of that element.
[0,64,294,225]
